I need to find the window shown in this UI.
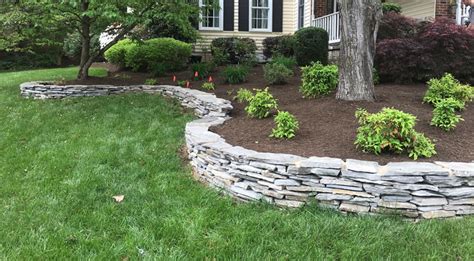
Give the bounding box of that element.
[250,0,273,32]
[199,0,223,30]
[298,0,304,29]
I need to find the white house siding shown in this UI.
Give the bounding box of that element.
[391,0,436,20]
[195,0,297,58]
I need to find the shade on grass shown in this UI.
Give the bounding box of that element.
[0,67,473,259]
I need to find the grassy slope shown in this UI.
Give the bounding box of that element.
[0,67,473,259]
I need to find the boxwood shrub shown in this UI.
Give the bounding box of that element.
[211,37,257,65]
[294,27,329,66]
[262,35,295,59]
[104,39,137,67]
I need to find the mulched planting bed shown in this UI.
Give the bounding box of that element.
[69,64,473,164]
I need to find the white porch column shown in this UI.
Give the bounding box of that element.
[456,0,462,25]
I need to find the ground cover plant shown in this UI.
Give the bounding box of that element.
[2,67,473,259]
[354,108,436,160]
[201,82,215,91]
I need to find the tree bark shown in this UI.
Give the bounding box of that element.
[77,0,91,80]
[336,0,382,101]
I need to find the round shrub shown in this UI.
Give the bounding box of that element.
[104,39,137,67]
[294,27,329,66]
[424,73,474,105]
[355,108,436,160]
[300,62,338,98]
[270,111,299,139]
[124,38,191,72]
[263,63,294,85]
[211,37,257,65]
[245,87,278,119]
[262,35,295,59]
[234,88,253,103]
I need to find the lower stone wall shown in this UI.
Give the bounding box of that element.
[20,82,474,219]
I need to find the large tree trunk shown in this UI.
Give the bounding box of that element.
[336,0,382,101]
[77,0,91,80]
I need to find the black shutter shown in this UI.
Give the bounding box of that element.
[239,0,249,31]
[224,0,234,31]
[273,0,283,32]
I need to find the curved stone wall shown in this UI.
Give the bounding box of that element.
[21,82,474,219]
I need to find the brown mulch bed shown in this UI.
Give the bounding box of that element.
[67,64,473,164]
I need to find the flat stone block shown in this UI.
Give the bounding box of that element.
[346,159,379,173]
[339,203,370,213]
[421,210,456,219]
[385,162,450,176]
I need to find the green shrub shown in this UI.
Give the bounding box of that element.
[150,63,167,77]
[125,38,191,72]
[201,82,215,91]
[144,78,157,85]
[270,55,296,70]
[234,88,253,103]
[431,98,465,131]
[423,73,474,105]
[270,111,299,139]
[245,88,278,119]
[211,37,257,65]
[262,35,296,59]
[383,2,402,14]
[294,27,329,66]
[300,62,338,98]
[373,68,380,85]
[177,80,187,87]
[263,63,294,85]
[222,65,249,84]
[104,39,137,67]
[354,108,436,160]
[191,62,214,80]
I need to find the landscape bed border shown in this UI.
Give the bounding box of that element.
[19,82,474,219]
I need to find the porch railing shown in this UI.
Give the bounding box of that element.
[312,12,340,44]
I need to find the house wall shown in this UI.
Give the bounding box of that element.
[391,0,436,20]
[195,0,297,58]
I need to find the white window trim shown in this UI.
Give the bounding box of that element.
[249,0,273,32]
[199,0,224,31]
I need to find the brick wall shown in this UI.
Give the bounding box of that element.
[436,0,456,20]
[314,0,328,18]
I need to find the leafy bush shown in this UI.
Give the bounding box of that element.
[375,38,427,83]
[270,55,296,70]
[144,78,157,85]
[378,12,418,42]
[211,37,257,65]
[177,80,187,87]
[245,88,278,119]
[270,111,299,139]
[222,65,249,84]
[191,62,214,80]
[262,35,295,59]
[124,38,191,72]
[354,108,436,160]
[234,88,253,103]
[431,98,465,131]
[294,27,329,66]
[376,18,474,84]
[201,82,215,91]
[423,73,474,105]
[300,62,338,98]
[104,39,137,67]
[382,2,402,14]
[263,63,294,85]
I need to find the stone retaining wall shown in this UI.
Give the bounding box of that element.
[20,82,474,219]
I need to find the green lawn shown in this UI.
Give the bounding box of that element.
[0,67,473,259]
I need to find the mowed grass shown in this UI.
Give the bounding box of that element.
[0,67,473,260]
